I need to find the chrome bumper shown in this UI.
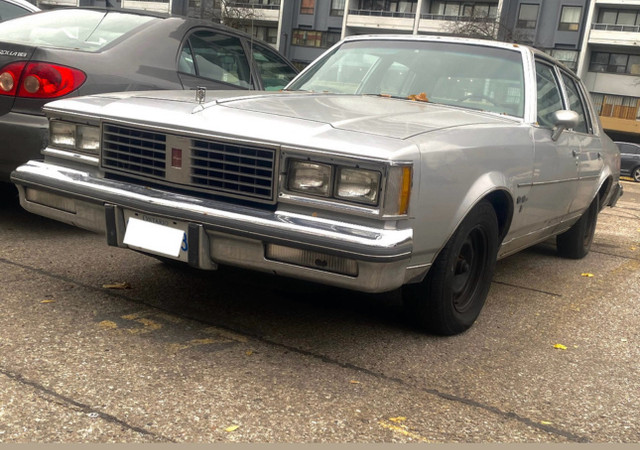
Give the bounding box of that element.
[12,161,418,292]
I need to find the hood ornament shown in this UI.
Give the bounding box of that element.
[196,86,206,104]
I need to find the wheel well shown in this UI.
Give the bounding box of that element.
[597,177,613,210]
[483,190,513,242]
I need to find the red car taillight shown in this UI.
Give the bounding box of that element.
[0,61,86,98]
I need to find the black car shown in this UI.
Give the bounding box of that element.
[0,8,298,181]
[616,141,640,182]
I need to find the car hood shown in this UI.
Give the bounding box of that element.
[46,90,518,141]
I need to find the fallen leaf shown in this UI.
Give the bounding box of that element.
[225,425,240,432]
[246,350,253,356]
[389,417,407,423]
[40,300,56,304]
[540,421,553,425]
[580,273,594,278]
[350,380,360,384]
[102,282,132,289]
[408,92,428,102]
[554,344,567,350]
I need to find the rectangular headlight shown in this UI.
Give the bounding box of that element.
[336,167,380,205]
[78,125,100,153]
[50,121,76,148]
[50,120,100,155]
[288,160,332,196]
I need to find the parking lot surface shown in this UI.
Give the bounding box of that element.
[0,180,638,443]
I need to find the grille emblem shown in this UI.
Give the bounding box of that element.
[171,148,183,169]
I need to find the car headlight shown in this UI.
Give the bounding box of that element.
[288,160,332,196]
[50,120,100,155]
[336,167,380,204]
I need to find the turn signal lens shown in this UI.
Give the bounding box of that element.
[0,61,86,98]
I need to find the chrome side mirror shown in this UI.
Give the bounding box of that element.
[551,110,579,141]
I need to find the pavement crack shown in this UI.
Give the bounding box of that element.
[0,367,174,442]
[491,280,562,297]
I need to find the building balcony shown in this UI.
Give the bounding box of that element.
[595,0,640,5]
[224,1,281,22]
[590,23,640,46]
[418,14,498,34]
[346,9,416,31]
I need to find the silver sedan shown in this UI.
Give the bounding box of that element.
[11,35,623,335]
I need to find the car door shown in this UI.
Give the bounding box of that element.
[521,60,579,238]
[559,71,603,214]
[178,28,254,91]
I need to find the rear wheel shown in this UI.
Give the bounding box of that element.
[556,195,599,259]
[632,166,640,182]
[403,200,499,335]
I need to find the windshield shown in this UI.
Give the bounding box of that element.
[287,39,526,117]
[0,10,157,51]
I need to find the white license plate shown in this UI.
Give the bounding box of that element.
[123,211,189,262]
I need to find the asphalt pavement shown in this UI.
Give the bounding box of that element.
[0,180,638,443]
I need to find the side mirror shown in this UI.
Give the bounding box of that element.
[551,110,579,141]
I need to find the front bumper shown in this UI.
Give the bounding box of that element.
[11,160,418,293]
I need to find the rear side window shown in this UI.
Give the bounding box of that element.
[0,1,32,21]
[179,30,251,88]
[560,72,589,134]
[0,10,155,51]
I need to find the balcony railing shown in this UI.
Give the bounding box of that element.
[592,23,640,33]
[420,13,497,22]
[348,9,416,18]
[226,1,281,9]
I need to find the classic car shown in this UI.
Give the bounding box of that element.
[11,35,623,335]
[0,8,297,182]
[615,141,640,182]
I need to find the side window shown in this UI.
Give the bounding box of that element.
[0,2,30,21]
[250,45,298,91]
[180,30,251,88]
[535,61,564,128]
[560,72,589,134]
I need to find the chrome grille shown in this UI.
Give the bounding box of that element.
[101,123,276,203]
[190,139,275,200]
[102,124,166,177]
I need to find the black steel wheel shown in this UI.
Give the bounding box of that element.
[556,195,599,259]
[403,200,499,335]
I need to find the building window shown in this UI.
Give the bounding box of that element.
[429,1,498,19]
[331,0,345,15]
[559,6,581,31]
[357,0,417,14]
[517,4,539,29]
[300,0,315,14]
[292,29,341,48]
[591,93,640,120]
[240,25,278,44]
[595,8,640,31]
[550,49,578,71]
[589,52,640,75]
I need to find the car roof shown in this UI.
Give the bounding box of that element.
[2,0,39,12]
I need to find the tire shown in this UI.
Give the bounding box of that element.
[556,195,599,259]
[403,200,499,336]
[632,166,640,183]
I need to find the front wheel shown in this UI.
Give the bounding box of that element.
[403,200,499,335]
[556,195,599,259]
[632,167,640,183]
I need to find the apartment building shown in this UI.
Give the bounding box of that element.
[577,0,640,141]
[31,0,640,140]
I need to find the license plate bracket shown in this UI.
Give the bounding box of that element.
[123,211,189,262]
